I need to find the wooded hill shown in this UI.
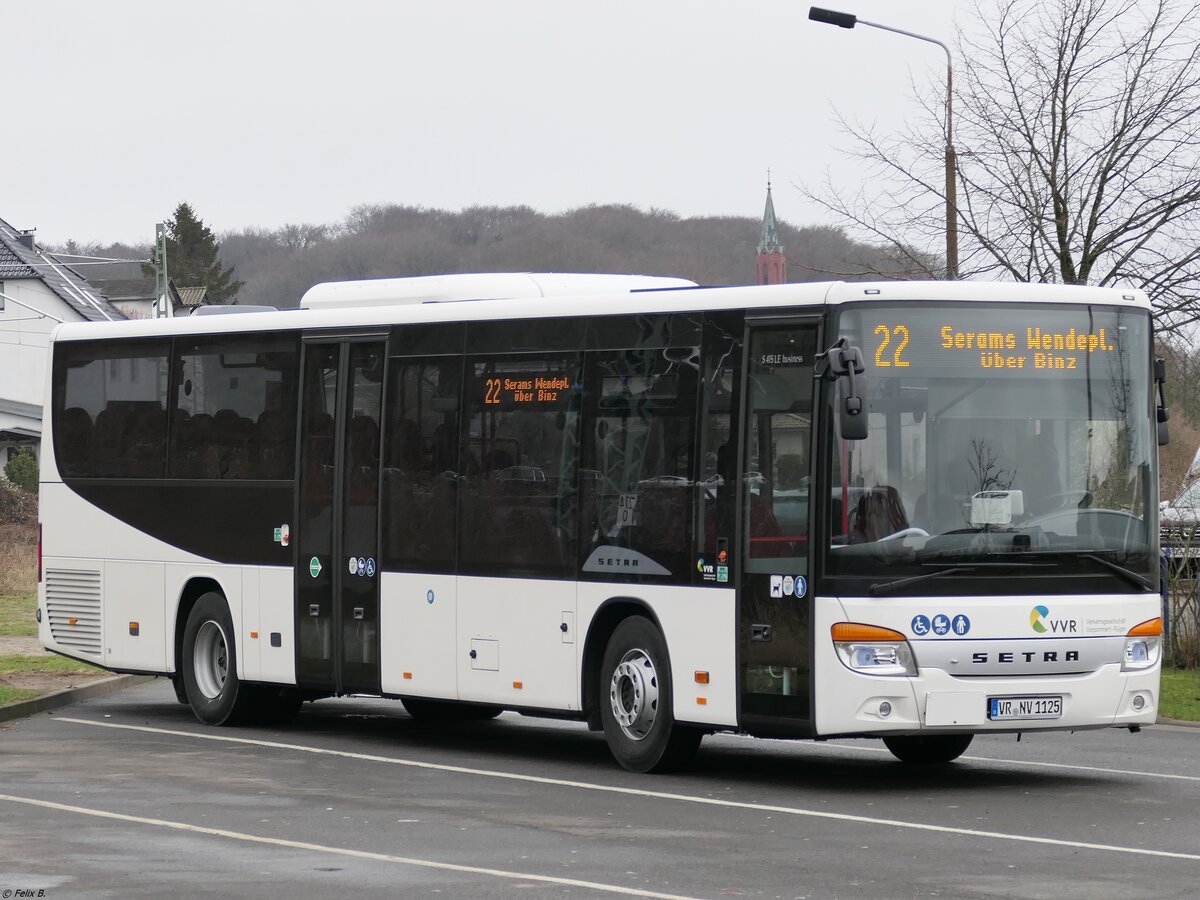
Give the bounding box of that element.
[68,203,928,310]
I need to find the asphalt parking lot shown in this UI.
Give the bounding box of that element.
[2,680,1200,899]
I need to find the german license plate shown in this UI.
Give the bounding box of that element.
[988,695,1062,720]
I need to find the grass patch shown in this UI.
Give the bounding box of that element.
[1159,667,1200,721]
[0,653,100,676]
[0,591,36,637]
[0,521,36,595]
[0,685,39,706]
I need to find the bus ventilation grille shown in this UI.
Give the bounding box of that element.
[45,568,102,656]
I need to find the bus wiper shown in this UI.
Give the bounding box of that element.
[870,565,976,596]
[1078,553,1154,592]
[1019,549,1154,592]
[870,561,1039,596]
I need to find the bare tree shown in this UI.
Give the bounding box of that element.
[966,438,1015,495]
[807,0,1200,332]
[278,223,328,252]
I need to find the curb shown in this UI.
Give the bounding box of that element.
[1155,715,1200,729]
[0,674,157,724]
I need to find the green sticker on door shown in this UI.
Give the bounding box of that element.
[309,557,322,578]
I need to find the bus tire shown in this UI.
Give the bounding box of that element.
[599,616,702,773]
[181,592,257,726]
[401,698,502,721]
[882,734,973,763]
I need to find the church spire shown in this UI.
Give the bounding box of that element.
[757,177,784,254]
[756,175,787,284]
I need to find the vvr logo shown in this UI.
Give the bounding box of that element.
[1030,605,1077,634]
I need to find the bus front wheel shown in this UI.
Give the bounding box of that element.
[599,616,702,773]
[883,734,973,763]
[181,592,258,726]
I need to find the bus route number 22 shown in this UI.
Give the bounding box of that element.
[874,324,911,368]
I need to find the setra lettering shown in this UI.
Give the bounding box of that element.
[970,649,1081,664]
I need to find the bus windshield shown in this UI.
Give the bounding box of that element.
[826,302,1156,595]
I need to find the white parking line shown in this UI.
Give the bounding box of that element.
[52,717,1200,863]
[0,792,705,900]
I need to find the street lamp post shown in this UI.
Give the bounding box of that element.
[809,7,958,280]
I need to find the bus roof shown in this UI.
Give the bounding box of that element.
[51,278,1152,343]
[300,272,698,309]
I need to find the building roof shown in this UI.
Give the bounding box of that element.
[0,216,126,322]
[0,242,38,278]
[91,276,156,301]
[177,284,209,309]
[757,183,785,255]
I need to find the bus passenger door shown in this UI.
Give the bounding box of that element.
[295,338,387,696]
[738,320,819,732]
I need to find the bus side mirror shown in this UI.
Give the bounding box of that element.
[816,339,868,441]
[1155,357,1169,446]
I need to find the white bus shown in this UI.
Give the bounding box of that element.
[37,274,1166,772]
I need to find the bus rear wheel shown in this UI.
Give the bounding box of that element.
[883,734,973,763]
[181,592,258,726]
[599,616,702,773]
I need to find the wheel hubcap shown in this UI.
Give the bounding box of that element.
[194,620,229,700]
[609,648,659,741]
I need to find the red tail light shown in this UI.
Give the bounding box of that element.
[37,523,42,583]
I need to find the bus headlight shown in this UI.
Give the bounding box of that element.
[832,623,917,677]
[1122,618,1163,672]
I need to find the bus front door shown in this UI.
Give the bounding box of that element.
[295,338,387,695]
[738,320,818,734]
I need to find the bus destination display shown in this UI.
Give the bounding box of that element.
[863,310,1130,376]
[481,372,573,408]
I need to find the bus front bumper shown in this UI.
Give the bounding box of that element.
[815,662,1160,737]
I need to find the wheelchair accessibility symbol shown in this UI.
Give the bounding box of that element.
[911,614,931,636]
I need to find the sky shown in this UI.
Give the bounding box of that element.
[6,0,962,245]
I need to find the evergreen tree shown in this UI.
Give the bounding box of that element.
[143,202,244,303]
[4,447,38,494]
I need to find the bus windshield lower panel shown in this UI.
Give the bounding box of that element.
[825,303,1156,597]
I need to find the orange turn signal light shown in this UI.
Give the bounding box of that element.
[831,622,906,642]
[694,671,710,685]
[403,672,412,680]
[696,697,708,705]
[513,681,523,690]
[1127,617,1163,637]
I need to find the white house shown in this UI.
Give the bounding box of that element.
[0,217,126,471]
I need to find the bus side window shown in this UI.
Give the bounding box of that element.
[457,353,581,578]
[381,358,462,574]
[53,341,170,479]
[696,312,742,581]
[579,337,699,584]
[168,335,299,480]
